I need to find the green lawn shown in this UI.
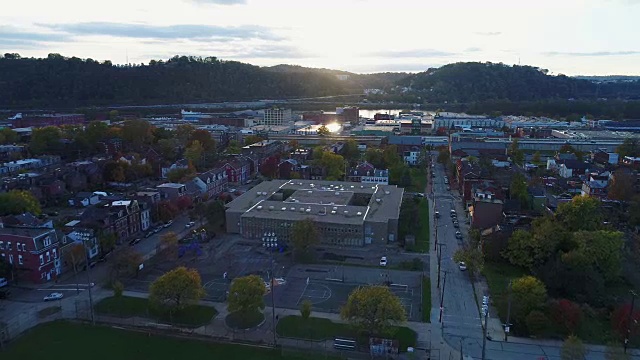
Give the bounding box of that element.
[276,316,417,350]
[409,168,427,193]
[94,296,218,327]
[5,321,338,360]
[422,276,431,323]
[406,199,430,253]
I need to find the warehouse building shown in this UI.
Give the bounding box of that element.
[225,179,403,247]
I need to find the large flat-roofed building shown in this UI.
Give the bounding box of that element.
[225,179,403,246]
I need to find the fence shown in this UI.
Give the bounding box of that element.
[0,301,79,346]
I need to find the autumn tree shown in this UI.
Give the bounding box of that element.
[65,244,87,293]
[0,128,18,144]
[437,147,450,164]
[611,302,640,342]
[29,126,63,155]
[0,190,41,215]
[342,139,360,162]
[561,335,587,360]
[317,125,330,136]
[189,129,216,152]
[564,230,624,282]
[300,299,312,320]
[532,151,542,164]
[617,138,640,158]
[340,285,406,336]
[551,299,583,335]
[290,218,319,262]
[526,310,550,336]
[511,276,547,325]
[166,167,193,183]
[227,139,241,154]
[157,232,179,261]
[609,169,635,201]
[121,119,154,150]
[227,275,266,320]
[185,140,204,168]
[149,267,206,313]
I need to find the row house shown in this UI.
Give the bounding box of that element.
[156,183,187,200]
[347,162,390,185]
[581,172,610,198]
[456,159,483,205]
[224,159,252,184]
[558,160,590,179]
[591,150,619,166]
[65,227,99,260]
[192,167,229,200]
[79,200,144,243]
[111,200,141,237]
[0,227,61,283]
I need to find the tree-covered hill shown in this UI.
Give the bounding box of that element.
[0,54,350,108]
[400,62,640,103]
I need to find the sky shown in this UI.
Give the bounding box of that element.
[1,0,639,75]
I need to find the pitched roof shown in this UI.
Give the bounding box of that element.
[471,201,504,230]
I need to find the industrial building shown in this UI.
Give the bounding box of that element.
[261,108,292,126]
[225,179,403,247]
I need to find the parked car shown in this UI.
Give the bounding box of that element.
[44,292,64,301]
[455,231,462,239]
[453,221,459,228]
[163,220,173,228]
[447,186,451,191]
[275,278,287,285]
[144,231,152,238]
[458,262,467,271]
[379,256,388,267]
[0,277,7,288]
[153,227,162,233]
[435,211,440,218]
[129,238,141,246]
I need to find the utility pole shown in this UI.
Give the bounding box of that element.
[624,290,637,353]
[504,281,512,342]
[439,270,448,323]
[433,210,439,251]
[436,243,446,288]
[81,240,95,325]
[481,295,489,360]
[263,232,278,347]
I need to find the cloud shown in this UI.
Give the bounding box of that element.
[366,49,458,58]
[0,26,68,46]
[187,0,247,4]
[346,63,442,73]
[465,47,482,52]
[474,31,502,36]
[198,44,312,59]
[544,50,640,56]
[39,22,283,41]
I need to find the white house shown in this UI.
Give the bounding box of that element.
[69,192,100,207]
[140,206,151,231]
[66,228,99,260]
[403,150,419,166]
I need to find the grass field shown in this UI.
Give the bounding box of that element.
[94,296,217,327]
[5,321,338,360]
[276,316,417,350]
[422,276,431,323]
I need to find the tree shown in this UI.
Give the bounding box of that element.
[399,167,413,188]
[555,196,602,232]
[29,126,63,155]
[453,245,484,276]
[605,342,631,360]
[617,138,640,159]
[112,280,124,297]
[98,232,116,255]
[551,299,583,335]
[561,335,587,360]
[109,247,142,281]
[157,201,179,223]
[103,161,127,183]
[504,230,536,269]
[157,138,178,161]
[176,196,193,211]
[340,285,406,336]
[189,129,216,151]
[175,124,195,145]
[526,310,550,336]
[317,125,330,136]
[565,230,623,282]
[149,267,206,313]
[509,138,524,166]
[121,119,154,150]
[300,299,312,320]
[342,139,360,162]
[158,232,179,261]
[532,151,541,164]
[227,275,266,318]
[185,140,204,168]
[0,190,41,216]
[510,172,529,208]
[290,218,319,262]
[167,167,192,183]
[609,169,635,201]
[315,150,345,180]
[366,148,385,169]
[511,276,547,325]
[437,148,450,164]
[611,302,640,341]
[65,244,86,274]
[227,140,241,154]
[243,135,263,146]
[0,128,18,144]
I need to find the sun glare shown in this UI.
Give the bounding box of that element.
[326,123,341,133]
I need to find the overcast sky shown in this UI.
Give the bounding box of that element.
[1,0,639,75]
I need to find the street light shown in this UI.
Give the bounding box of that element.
[262,232,278,347]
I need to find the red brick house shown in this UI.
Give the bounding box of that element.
[0,227,61,284]
[224,159,251,184]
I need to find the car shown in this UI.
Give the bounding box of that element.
[0,277,7,288]
[153,227,161,234]
[455,231,462,239]
[44,292,64,301]
[379,256,388,267]
[450,212,457,218]
[435,211,440,218]
[47,211,59,217]
[163,220,173,228]
[447,186,451,191]
[453,221,459,228]
[129,238,141,246]
[264,281,271,291]
[274,278,287,285]
[229,188,237,193]
[458,262,467,271]
[144,231,152,238]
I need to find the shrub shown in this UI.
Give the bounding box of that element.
[526,310,550,336]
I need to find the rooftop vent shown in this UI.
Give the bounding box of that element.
[281,207,286,211]
[385,191,390,195]
[308,190,313,194]
[350,185,354,188]
[256,206,263,210]
[357,212,362,216]
[290,207,295,211]
[300,208,305,212]
[344,211,349,214]
[306,208,311,213]
[376,198,382,203]
[333,207,338,210]
[335,192,340,195]
[331,211,336,214]
[269,206,274,210]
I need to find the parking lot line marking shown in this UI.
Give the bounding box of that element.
[37,288,85,291]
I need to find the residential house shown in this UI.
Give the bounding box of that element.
[580,172,610,198]
[469,199,504,235]
[558,160,590,179]
[456,159,483,204]
[69,192,100,207]
[403,148,421,166]
[1,213,54,229]
[192,167,228,200]
[161,159,189,179]
[156,183,187,200]
[65,227,99,260]
[528,187,547,210]
[623,156,640,168]
[139,203,151,232]
[223,159,251,184]
[0,227,61,283]
[135,191,161,205]
[592,150,619,165]
[109,200,141,240]
[278,159,301,180]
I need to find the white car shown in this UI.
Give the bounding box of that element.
[264,281,271,292]
[275,278,287,285]
[44,292,64,301]
[458,262,467,271]
[379,256,388,267]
